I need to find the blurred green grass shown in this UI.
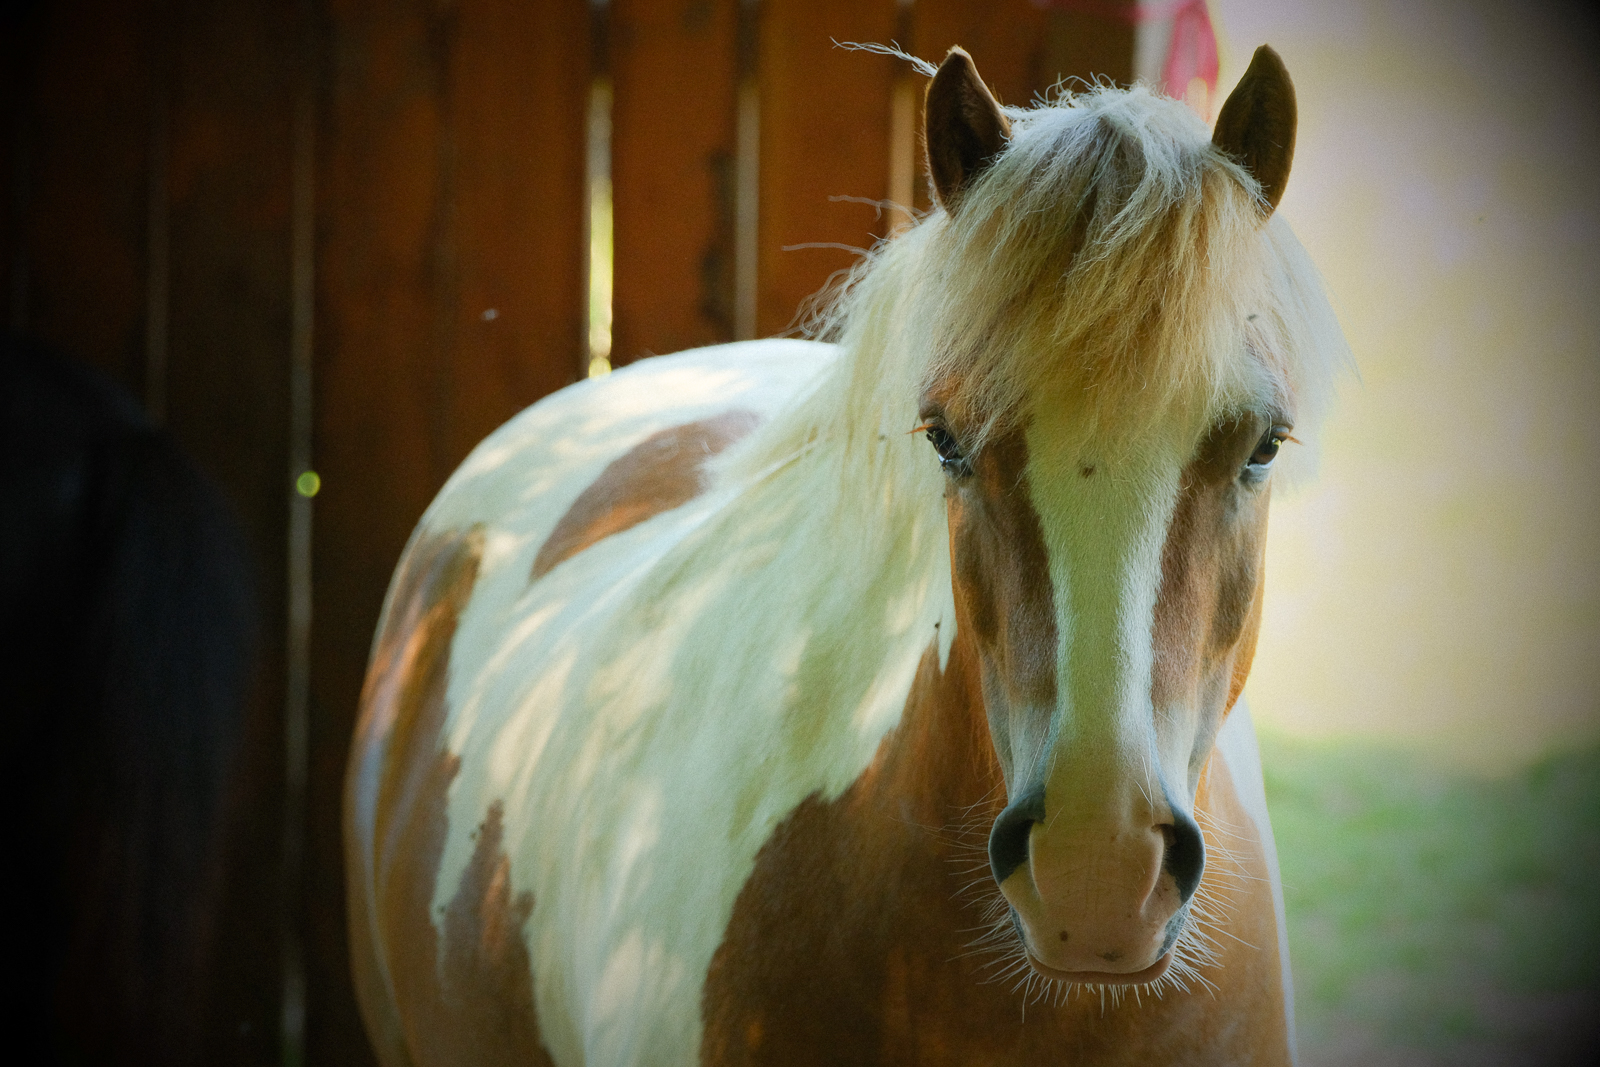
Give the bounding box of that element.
[1260,735,1600,1060]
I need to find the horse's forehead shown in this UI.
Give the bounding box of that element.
[1024,409,1194,525]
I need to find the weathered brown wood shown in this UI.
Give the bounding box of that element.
[609,0,740,364]
[755,0,897,338]
[315,6,454,1062]
[16,0,155,392]
[446,0,590,456]
[914,0,1050,112]
[2,8,26,334]
[166,0,293,575]
[1039,4,1138,94]
[313,2,588,1061]
[161,0,297,1061]
[11,3,302,1060]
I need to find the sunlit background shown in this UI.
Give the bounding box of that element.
[1219,0,1600,769]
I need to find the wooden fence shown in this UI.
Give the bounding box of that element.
[3,0,1188,1061]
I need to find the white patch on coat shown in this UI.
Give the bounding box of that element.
[1020,348,1271,806]
[1024,423,1190,795]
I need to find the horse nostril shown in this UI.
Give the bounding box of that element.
[988,784,1046,886]
[1160,809,1205,903]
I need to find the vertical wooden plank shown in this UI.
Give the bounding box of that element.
[166,0,294,567]
[447,0,590,456]
[161,0,296,1060]
[884,0,918,231]
[313,1,588,1061]
[1038,4,1138,93]
[911,0,1051,213]
[12,2,299,1058]
[609,0,740,364]
[4,5,33,335]
[316,5,447,1062]
[755,0,897,338]
[18,0,154,392]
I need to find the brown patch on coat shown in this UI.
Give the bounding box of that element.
[700,623,1291,1064]
[1151,417,1273,729]
[345,528,554,1067]
[531,410,761,580]
[943,423,1057,780]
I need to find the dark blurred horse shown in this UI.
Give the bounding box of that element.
[2,334,257,1065]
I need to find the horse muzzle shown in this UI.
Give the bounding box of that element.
[988,784,1204,984]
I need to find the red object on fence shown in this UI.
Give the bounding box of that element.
[1032,0,1218,115]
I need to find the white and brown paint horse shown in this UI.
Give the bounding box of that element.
[346,46,1346,1066]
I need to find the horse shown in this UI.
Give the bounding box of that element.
[2,334,258,1065]
[345,45,1346,1066]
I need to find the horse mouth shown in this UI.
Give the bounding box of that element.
[1022,949,1174,987]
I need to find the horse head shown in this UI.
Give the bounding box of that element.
[917,46,1302,988]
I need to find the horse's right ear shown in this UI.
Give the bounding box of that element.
[926,47,1011,210]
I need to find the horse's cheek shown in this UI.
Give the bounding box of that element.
[1222,538,1269,714]
[1207,508,1262,654]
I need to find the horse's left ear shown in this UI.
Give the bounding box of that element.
[926,47,1012,210]
[1212,45,1297,215]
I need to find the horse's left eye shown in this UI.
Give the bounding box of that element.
[924,425,970,475]
[1248,426,1292,470]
